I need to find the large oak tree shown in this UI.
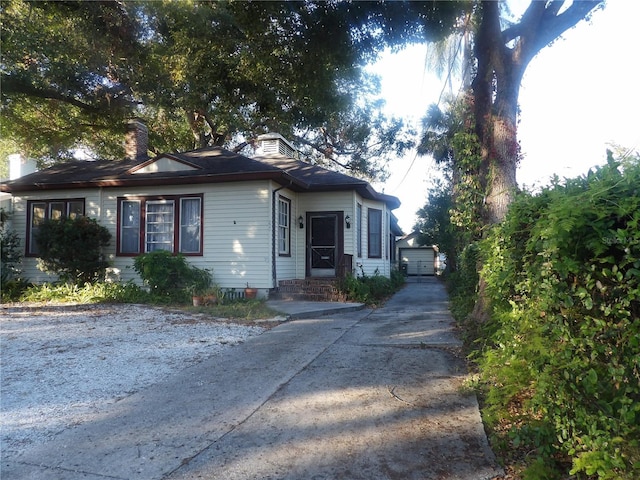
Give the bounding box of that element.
[2,0,604,199]
[1,0,463,178]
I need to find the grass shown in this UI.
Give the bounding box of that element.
[2,281,283,322]
[182,299,284,323]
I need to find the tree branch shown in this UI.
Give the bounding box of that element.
[502,1,546,43]
[506,1,602,66]
[2,74,101,113]
[532,0,602,54]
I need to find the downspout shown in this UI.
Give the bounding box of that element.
[271,181,293,291]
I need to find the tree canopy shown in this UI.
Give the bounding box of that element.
[1,0,464,178]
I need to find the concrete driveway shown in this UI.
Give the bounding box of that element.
[3,277,502,480]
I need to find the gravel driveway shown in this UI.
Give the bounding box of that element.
[0,303,266,459]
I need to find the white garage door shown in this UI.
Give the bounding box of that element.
[401,249,435,276]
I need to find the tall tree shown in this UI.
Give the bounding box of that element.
[472,0,603,223]
[416,1,603,322]
[418,0,603,225]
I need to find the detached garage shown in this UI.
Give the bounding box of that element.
[396,232,437,276]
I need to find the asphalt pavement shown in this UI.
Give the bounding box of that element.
[3,277,502,480]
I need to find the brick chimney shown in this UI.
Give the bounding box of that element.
[125,119,149,161]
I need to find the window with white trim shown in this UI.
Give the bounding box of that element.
[278,196,291,256]
[117,195,202,255]
[385,211,389,259]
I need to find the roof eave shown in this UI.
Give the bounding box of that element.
[0,170,306,193]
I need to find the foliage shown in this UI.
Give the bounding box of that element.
[0,279,31,303]
[19,281,149,304]
[446,242,480,326]
[0,208,23,283]
[414,179,455,266]
[15,280,278,320]
[338,268,405,305]
[474,153,640,479]
[34,216,111,285]
[132,250,211,302]
[1,0,464,177]
[189,298,280,322]
[185,267,213,297]
[415,95,485,272]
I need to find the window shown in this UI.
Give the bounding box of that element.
[356,203,362,258]
[120,200,141,254]
[368,208,382,258]
[180,198,202,254]
[146,200,174,252]
[117,195,202,255]
[385,212,389,260]
[27,199,85,255]
[278,196,291,256]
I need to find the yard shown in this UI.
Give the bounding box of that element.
[0,303,267,459]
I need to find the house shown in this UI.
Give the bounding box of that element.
[1,122,403,298]
[396,231,437,276]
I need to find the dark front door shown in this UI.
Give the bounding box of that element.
[309,213,338,277]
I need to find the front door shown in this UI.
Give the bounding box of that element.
[308,213,339,277]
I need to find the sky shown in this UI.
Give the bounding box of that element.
[370,0,640,234]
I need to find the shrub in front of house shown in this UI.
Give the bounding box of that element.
[35,216,111,285]
[1,208,23,285]
[132,250,211,303]
[339,269,405,305]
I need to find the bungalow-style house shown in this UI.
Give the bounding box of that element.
[1,122,403,298]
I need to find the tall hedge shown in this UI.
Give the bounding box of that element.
[477,154,640,478]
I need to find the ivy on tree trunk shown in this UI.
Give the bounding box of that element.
[472,0,602,225]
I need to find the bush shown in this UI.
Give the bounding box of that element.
[0,279,31,303]
[1,208,23,283]
[447,242,480,324]
[34,216,111,285]
[132,250,211,302]
[475,154,640,479]
[338,269,405,305]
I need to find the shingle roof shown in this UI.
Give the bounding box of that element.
[1,146,400,208]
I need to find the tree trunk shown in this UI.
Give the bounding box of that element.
[481,114,519,224]
[473,1,522,226]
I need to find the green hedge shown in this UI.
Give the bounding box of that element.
[338,269,405,304]
[477,155,640,478]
